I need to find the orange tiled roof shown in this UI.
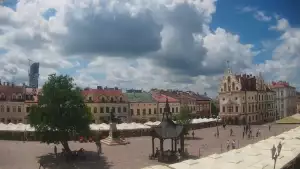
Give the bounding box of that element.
[81,89,125,102]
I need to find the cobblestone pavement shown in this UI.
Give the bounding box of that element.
[0,123,298,169]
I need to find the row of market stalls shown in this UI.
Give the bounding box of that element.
[0,117,218,131]
[142,126,300,169]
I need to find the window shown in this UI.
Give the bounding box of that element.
[93,107,97,113]
[12,106,16,112]
[120,97,123,102]
[118,107,121,113]
[110,97,114,102]
[123,107,127,113]
[137,109,140,115]
[100,107,104,113]
[143,109,146,115]
[130,109,133,116]
[281,91,283,96]
[224,83,227,91]
[222,106,225,112]
[88,97,92,101]
[227,106,233,112]
[172,108,174,113]
[0,105,4,112]
[18,106,21,112]
[232,82,235,91]
[235,106,238,112]
[26,107,30,113]
[154,108,157,114]
[160,108,163,114]
[249,105,251,112]
[111,107,115,113]
[148,109,151,115]
[176,107,178,113]
[6,106,10,112]
[106,107,109,113]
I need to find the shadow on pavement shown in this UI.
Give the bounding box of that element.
[184,137,203,140]
[37,151,113,169]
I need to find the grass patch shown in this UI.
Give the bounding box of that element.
[276,116,300,124]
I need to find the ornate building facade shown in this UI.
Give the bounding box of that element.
[81,86,129,123]
[271,81,297,118]
[218,67,276,124]
[125,90,158,122]
[0,82,26,124]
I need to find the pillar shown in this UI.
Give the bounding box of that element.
[175,138,177,151]
[152,137,155,156]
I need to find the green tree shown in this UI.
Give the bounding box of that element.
[175,106,192,135]
[211,102,218,118]
[28,74,92,153]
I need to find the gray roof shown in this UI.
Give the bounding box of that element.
[153,119,184,139]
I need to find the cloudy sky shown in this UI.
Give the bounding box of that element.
[0,0,299,97]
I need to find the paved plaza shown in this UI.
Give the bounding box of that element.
[0,123,298,169]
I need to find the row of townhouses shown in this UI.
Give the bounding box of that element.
[0,83,211,124]
[218,67,297,124]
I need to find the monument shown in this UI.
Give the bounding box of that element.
[100,112,129,146]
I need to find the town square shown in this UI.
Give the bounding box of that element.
[1,0,300,169]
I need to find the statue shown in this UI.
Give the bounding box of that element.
[110,112,117,123]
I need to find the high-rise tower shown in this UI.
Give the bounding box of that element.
[28,61,39,88]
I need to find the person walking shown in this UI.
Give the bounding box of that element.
[231,140,236,149]
[226,140,230,151]
[54,145,57,158]
[192,130,195,139]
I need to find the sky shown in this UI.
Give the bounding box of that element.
[0,0,299,97]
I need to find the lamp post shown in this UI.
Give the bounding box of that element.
[271,142,282,169]
[216,116,220,138]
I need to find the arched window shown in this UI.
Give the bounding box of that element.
[227,76,231,82]
[232,82,235,91]
[0,105,4,112]
[224,83,227,91]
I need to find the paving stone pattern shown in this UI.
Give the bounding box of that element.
[0,123,297,169]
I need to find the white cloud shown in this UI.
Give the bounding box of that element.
[254,11,272,22]
[0,0,299,98]
[239,6,272,22]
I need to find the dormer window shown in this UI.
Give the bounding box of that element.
[88,97,92,101]
[101,97,105,103]
[110,97,114,102]
[120,97,123,102]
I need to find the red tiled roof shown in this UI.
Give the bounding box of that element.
[152,93,178,103]
[81,89,126,102]
[0,85,24,101]
[25,88,42,103]
[271,81,293,88]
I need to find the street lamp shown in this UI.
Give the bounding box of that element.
[271,142,282,169]
[216,116,220,138]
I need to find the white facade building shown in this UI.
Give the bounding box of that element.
[271,81,297,119]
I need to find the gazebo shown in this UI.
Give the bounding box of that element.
[150,98,185,162]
